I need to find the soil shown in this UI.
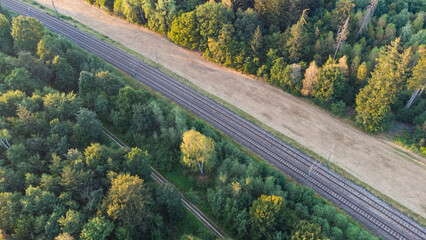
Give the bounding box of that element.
[33,0,426,218]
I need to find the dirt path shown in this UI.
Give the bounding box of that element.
[33,0,426,218]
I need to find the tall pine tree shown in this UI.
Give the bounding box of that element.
[355,38,411,132]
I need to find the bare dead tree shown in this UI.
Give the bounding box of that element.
[406,85,425,108]
[334,17,350,59]
[356,0,378,39]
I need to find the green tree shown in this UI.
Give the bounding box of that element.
[356,61,368,84]
[52,55,76,92]
[334,0,354,25]
[270,59,302,93]
[290,220,322,240]
[0,90,25,117]
[78,71,98,108]
[269,58,288,86]
[0,192,21,234]
[11,16,44,53]
[168,11,200,49]
[66,48,87,76]
[59,166,79,195]
[254,0,296,30]
[146,0,176,35]
[73,108,103,147]
[156,183,184,222]
[234,8,262,43]
[4,68,43,94]
[80,217,114,240]
[0,14,13,54]
[37,35,64,62]
[115,86,149,120]
[20,186,56,215]
[206,23,236,65]
[250,25,263,57]
[287,9,308,63]
[39,174,60,194]
[355,38,411,132]
[312,57,345,104]
[6,143,30,170]
[180,129,215,175]
[412,13,424,33]
[131,103,158,134]
[124,147,151,180]
[249,194,284,240]
[95,71,125,96]
[43,91,80,121]
[195,2,234,50]
[58,210,84,238]
[407,50,425,91]
[10,51,53,82]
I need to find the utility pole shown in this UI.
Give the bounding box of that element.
[51,0,58,18]
[326,144,335,168]
[155,48,159,68]
[133,59,137,78]
[305,161,321,186]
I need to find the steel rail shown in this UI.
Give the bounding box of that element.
[101,127,226,239]
[4,1,425,239]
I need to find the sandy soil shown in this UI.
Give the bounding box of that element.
[34,0,426,217]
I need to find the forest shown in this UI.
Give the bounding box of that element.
[85,0,425,155]
[0,6,382,240]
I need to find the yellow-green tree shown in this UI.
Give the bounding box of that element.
[407,49,425,91]
[287,9,308,63]
[355,38,411,132]
[356,62,368,84]
[11,16,44,53]
[101,173,153,233]
[0,230,7,240]
[291,220,323,240]
[180,130,215,175]
[249,194,284,240]
[181,235,202,240]
[334,0,354,25]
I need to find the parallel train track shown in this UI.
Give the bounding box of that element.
[3,1,425,239]
[102,127,226,239]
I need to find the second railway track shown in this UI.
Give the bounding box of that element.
[102,127,226,239]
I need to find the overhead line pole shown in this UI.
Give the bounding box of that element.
[326,144,335,168]
[50,0,58,18]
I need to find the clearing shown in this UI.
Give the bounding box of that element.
[33,0,426,218]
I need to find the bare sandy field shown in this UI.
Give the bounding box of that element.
[33,0,426,218]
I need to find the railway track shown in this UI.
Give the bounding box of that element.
[102,127,226,239]
[3,0,425,239]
